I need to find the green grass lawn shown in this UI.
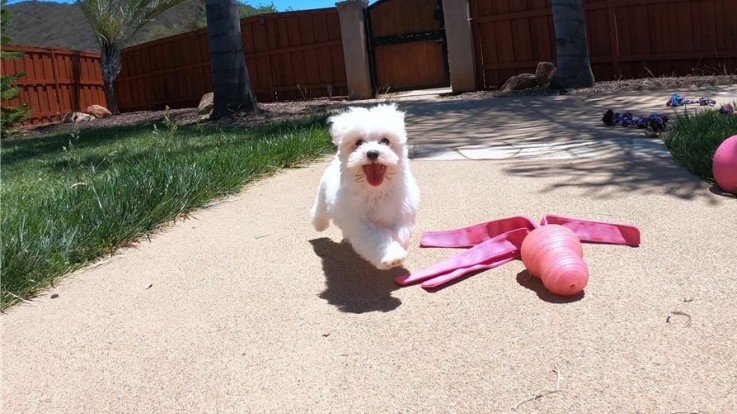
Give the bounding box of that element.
[664,103,737,183]
[0,115,333,309]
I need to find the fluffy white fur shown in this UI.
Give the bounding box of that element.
[310,103,420,270]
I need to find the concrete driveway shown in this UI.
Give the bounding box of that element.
[3,86,736,413]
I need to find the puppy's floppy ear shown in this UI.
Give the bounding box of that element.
[327,112,347,146]
[328,106,368,146]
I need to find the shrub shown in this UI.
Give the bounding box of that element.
[1,0,30,138]
[664,103,737,182]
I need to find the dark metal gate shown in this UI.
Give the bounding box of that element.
[365,0,450,93]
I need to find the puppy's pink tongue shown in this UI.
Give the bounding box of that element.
[363,164,386,186]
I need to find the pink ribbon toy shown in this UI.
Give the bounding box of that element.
[394,214,640,292]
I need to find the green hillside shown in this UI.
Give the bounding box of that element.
[3,0,278,52]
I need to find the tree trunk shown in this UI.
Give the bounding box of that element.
[205,0,257,119]
[100,42,122,114]
[551,0,595,88]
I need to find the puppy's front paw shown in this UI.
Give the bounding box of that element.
[379,242,407,270]
[310,211,330,232]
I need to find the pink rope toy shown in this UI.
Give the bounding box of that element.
[394,214,640,295]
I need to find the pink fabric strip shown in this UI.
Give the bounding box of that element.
[420,256,517,289]
[419,216,537,248]
[395,228,529,286]
[540,214,641,246]
[397,214,641,289]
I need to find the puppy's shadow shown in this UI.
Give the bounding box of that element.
[310,238,405,313]
[516,270,585,303]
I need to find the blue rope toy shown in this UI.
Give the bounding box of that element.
[666,94,716,107]
[601,110,669,131]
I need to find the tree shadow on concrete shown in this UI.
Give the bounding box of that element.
[390,95,727,202]
[310,237,404,313]
[502,155,720,203]
[399,94,662,147]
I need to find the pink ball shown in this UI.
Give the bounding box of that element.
[520,225,589,296]
[713,135,737,194]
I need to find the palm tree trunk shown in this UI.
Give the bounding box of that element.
[205,0,257,119]
[551,0,595,88]
[101,42,122,114]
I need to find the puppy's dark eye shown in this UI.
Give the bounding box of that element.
[380,137,390,145]
[356,139,365,147]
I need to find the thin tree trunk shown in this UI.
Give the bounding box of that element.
[100,42,122,114]
[551,0,595,88]
[103,81,119,115]
[205,0,257,119]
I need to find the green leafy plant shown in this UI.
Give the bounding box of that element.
[76,0,188,114]
[1,0,30,138]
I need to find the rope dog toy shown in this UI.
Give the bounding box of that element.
[394,214,640,295]
[666,93,716,107]
[602,110,669,131]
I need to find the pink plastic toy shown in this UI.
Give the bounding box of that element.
[520,224,588,296]
[395,214,640,295]
[713,135,737,194]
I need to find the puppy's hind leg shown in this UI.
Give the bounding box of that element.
[310,182,330,232]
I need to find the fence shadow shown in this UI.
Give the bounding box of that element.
[310,237,404,314]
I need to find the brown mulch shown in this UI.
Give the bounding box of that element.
[443,74,737,100]
[9,75,737,139]
[11,99,352,139]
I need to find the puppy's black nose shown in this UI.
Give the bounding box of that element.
[367,150,379,160]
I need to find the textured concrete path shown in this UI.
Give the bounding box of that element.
[399,85,737,161]
[2,86,737,413]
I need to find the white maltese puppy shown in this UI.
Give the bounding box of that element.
[310,103,420,270]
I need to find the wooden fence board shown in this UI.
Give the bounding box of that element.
[1,46,105,125]
[470,0,737,89]
[115,8,346,111]
[365,0,449,91]
[5,1,735,127]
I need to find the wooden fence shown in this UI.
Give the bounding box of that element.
[470,0,737,89]
[0,46,105,125]
[4,1,736,126]
[365,0,450,91]
[116,8,347,111]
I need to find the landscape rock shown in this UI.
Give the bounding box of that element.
[63,111,96,124]
[535,61,556,85]
[198,92,214,116]
[501,62,557,92]
[500,73,538,92]
[86,104,112,118]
